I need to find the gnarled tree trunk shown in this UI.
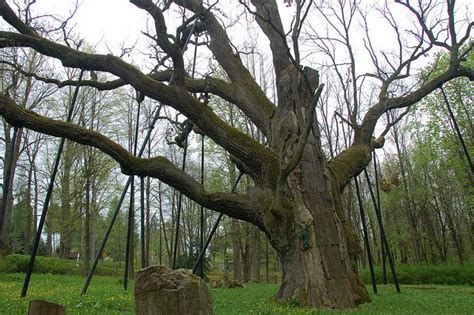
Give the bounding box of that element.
[258,65,369,308]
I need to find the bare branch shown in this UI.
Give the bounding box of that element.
[0,0,38,36]
[379,107,410,138]
[130,0,186,84]
[174,0,275,135]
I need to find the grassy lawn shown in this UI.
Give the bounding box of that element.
[0,273,473,314]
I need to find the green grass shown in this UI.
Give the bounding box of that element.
[213,283,474,314]
[0,273,133,314]
[359,262,474,286]
[0,273,473,314]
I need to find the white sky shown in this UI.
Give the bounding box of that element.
[2,0,473,148]
[2,0,470,72]
[35,0,148,50]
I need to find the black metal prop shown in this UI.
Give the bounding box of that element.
[373,151,387,284]
[354,177,377,294]
[124,95,143,290]
[363,169,401,293]
[82,19,201,294]
[440,86,474,174]
[172,30,201,270]
[192,172,243,275]
[81,104,162,295]
[172,132,189,269]
[21,70,85,297]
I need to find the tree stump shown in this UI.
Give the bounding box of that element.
[28,300,65,315]
[135,265,213,315]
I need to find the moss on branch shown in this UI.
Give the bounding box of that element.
[0,94,263,225]
[327,145,372,191]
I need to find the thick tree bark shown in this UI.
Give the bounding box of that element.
[260,65,369,307]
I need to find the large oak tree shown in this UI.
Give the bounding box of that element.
[0,0,472,308]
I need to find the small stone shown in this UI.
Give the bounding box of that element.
[135,265,213,315]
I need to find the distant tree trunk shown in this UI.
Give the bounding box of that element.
[445,210,464,264]
[145,177,151,266]
[24,161,34,255]
[223,231,229,282]
[227,160,243,282]
[0,126,23,254]
[32,160,39,239]
[231,219,243,282]
[59,140,73,259]
[250,227,260,282]
[242,226,251,283]
[84,156,92,272]
[392,125,423,263]
[128,200,135,279]
[46,195,53,256]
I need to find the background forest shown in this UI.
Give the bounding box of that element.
[0,0,472,294]
[1,49,472,284]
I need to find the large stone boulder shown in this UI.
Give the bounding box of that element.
[135,265,213,315]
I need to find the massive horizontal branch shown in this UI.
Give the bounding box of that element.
[0,31,277,177]
[0,94,263,226]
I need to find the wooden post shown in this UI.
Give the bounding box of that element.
[28,300,65,315]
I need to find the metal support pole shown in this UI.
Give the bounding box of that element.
[170,23,200,271]
[354,177,377,294]
[198,134,205,278]
[192,172,243,274]
[140,176,146,268]
[373,151,387,284]
[81,104,162,295]
[440,86,474,174]
[124,96,143,290]
[22,70,84,297]
[364,169,401,293]
[172,135,188,269]
[124,177,134,290]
